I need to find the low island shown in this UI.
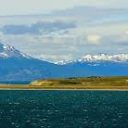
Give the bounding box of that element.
[0,76,128,90]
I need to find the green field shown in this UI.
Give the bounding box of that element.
[0,76,128,90]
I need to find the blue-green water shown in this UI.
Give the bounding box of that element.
[0,91,128,128]
[0,81,30,84]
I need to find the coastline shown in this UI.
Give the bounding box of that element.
[0,88,128,91]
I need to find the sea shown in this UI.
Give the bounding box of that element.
[0,90,128,128]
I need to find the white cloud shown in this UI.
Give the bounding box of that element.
[86,35,101,45]
[37,54,73,63]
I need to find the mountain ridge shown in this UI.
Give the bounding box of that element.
[0,42,128,83]
[53,54,128,65]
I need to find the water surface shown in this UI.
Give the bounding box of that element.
[0,90,128,128]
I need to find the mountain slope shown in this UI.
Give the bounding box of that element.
[0,42,59,82]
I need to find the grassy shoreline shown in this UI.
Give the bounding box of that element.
[0,76,128,90]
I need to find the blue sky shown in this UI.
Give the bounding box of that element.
[0,0,128,62]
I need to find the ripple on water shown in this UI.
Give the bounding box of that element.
[0,90,127,128]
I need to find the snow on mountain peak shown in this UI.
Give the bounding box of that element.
[0,42,29,58]
[80,54,128,62]
[53,54,128,65]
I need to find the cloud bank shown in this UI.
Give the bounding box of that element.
[0,6,127,62]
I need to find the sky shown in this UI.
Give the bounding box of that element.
[0,0,128,62]
[0,0,127,15]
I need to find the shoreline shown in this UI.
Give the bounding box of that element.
[0,88,128,91]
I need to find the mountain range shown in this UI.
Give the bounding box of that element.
[0,42,128,83]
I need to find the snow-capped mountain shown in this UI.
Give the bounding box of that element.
[0,42,59,82]
[0,42,128,83]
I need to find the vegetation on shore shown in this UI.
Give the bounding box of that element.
[29,76,128,89]
[0,76,128,90]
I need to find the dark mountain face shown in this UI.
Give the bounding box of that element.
[0,42,128,83]
[61,61,128,77]
[0,57,58,82]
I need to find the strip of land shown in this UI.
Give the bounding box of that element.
[0,76,128,90]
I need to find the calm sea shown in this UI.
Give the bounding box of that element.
[0,90,128,128]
